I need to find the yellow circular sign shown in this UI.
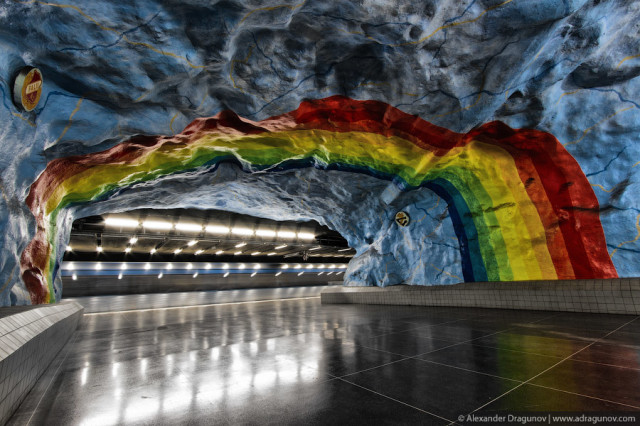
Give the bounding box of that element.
[13,67,43,112]
[395,211,411,227]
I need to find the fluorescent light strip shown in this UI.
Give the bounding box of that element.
[297,232,315,240]
[105,217,140,228]
[142,220,172,230]
[175,223,202,232]
[277,231,296,239]
[206,225,230,234]
[232,227,254,236]
[256,229,276,237]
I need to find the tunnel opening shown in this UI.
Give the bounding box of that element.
[60,208,353,298]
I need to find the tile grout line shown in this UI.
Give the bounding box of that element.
[25,331,81,426]
[525,382,640,410]
[463,315,640,417]
[335,312,563,379]
[336,377,455,423]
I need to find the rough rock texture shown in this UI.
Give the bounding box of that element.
[0,0,639,305]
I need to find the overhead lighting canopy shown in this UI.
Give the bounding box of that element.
[195,249,204,255]
[235,242,247,248]
[187,240,198,246]
[129,237,138,244]
[297,232,315,240]
[256,229,276,237]
[274,244,287,250]
[105,217,140,228]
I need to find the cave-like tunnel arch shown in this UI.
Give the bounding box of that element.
[20,96,616,304]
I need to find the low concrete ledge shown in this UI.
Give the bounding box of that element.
[321,279,640,315]
[0,301,84,425]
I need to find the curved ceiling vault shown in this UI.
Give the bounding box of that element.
[22,97,616,304]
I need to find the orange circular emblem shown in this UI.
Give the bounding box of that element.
[395,211,411,227]
[14,67,43,112]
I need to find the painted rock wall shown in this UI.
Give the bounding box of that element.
[0,0,638,305]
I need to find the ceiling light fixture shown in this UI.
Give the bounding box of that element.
[294,264,302,269]
[223,272,229,277]
[187,263,193,270]
[65,246,72,252]
[298,272,304,276]
[231,227,254,236]
[129,237,138,244]
[176,223,203,232]
[206,225,230,234]
[142,220,172,230]
[251,252,261,256]
[256,229,276,237]
[205,263,211,269]
[251,272,257,277]
[309,246,322,251]
[254,264,261,269]
[281,264,289,269]
[187,240,198,247]
[215,250,223,255]
[105,217,140,228]
[277,231,296,239]
[118,273,123,280]
[338,248,351,252]
[72,273,77,281]
[275,272,282,276]
[234,251,242,255]
[158,273,163,279]
[193,272,199,278]
[144,263,151,270]
[96,246,103,253]
[174,249,182,254]
[297,232,315,240]
[150,248,157,254]
[195,249,204,255]
[238,263,246,270]
[235,242,247,248]
[267,252,276,256]
[124,247,131,253]
[274,244,287,250]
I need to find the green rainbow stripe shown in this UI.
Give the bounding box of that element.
[20,96,616,304]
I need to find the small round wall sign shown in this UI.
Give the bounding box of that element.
[13,67,43,112]
[395,211,411,227]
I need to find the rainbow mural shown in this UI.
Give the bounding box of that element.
[21,96,617,304]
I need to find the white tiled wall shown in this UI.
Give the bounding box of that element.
[0,302,83,425]
[321,279,640,315]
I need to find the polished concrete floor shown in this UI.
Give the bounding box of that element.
[8,296,640,425]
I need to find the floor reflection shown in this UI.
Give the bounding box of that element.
[8,298,640,425]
